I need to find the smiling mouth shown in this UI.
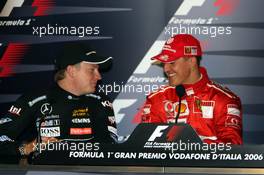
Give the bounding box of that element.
[167,73,176,77]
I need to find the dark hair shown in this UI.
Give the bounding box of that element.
[196,56,202,66]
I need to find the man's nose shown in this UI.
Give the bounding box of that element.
[95,69,102,80]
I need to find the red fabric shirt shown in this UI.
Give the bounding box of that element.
[141,67,242,144]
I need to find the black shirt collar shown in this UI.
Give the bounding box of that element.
[48,84,84,101]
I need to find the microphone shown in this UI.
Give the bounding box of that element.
[175,85,186,124]
[31,116,45,160]
[38,116,45,143]
[33,115,45,157]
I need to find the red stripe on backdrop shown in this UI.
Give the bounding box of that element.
[0,43,28,77]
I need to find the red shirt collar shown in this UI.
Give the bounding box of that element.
[182,67,210,96]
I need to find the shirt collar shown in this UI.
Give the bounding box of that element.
[183,67,209,96]
[48,84,83,101]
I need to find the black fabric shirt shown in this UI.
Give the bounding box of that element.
[0,85,117,157]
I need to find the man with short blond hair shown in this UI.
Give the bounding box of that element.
[0,43,117,158]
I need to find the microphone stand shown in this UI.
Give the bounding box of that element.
[175,85,186,124]
[32,116,45,160]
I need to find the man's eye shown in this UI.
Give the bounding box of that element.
[87,68,94,72]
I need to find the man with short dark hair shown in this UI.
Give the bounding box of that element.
[0,43,117,158]
[141,34,242,144]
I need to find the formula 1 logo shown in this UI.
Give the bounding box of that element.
[0,0,54,17]
[147,125,184,142]
[214,0,240,16]
[175,0,206,16]
[176,0,240,16]
[0,1,31,76]
[32,0,55,17]
[0,0,24,17]
[148,126,169,141]
[0,0,51,77]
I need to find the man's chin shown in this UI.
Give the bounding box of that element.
[168,81,180,87]
[90,89,96,94]
[85,88,96,94]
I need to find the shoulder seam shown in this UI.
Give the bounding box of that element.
[85,93,102,100]
[28,95,47,107]
[148,86,174,99]
[207,83,235,99]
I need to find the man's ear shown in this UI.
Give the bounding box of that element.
[65,65,75,78]
[190,56,197,65]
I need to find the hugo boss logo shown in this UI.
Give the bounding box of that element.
[40,127,60,137]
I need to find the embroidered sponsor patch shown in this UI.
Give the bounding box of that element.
[101,100,113,108]
[225,115,241,129]
[163,100,189,114]
[40,103,53,115]
[8,105,22,116]
[227,104,240,117]
[142,104,151,115]
[176,118,187,124]
[186,88,194,96]
[201,101,215,119]
[41,119,61,127]
[0,117,12,124]
[159,55,169,61]
[72,108,89,117]
[0,135,14,142]
[108,116,116,125]
[141,104,151,122]
[163,100,190,119]
[193,97,202,113]
[70,128,92,135]
[40,127,60,137]
[28,95,46,107]
[86,94,101,100]
[184,46,197,55]
[72,118,91,124]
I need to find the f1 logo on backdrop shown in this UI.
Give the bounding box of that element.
[0,0,54,17]
[0,1,7,13]
[0,0,24,17]
[0,0,53,77]
[0,0,26,78]
[0,0,27,77]
[133,0,241,76]
[176,0,240,16]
